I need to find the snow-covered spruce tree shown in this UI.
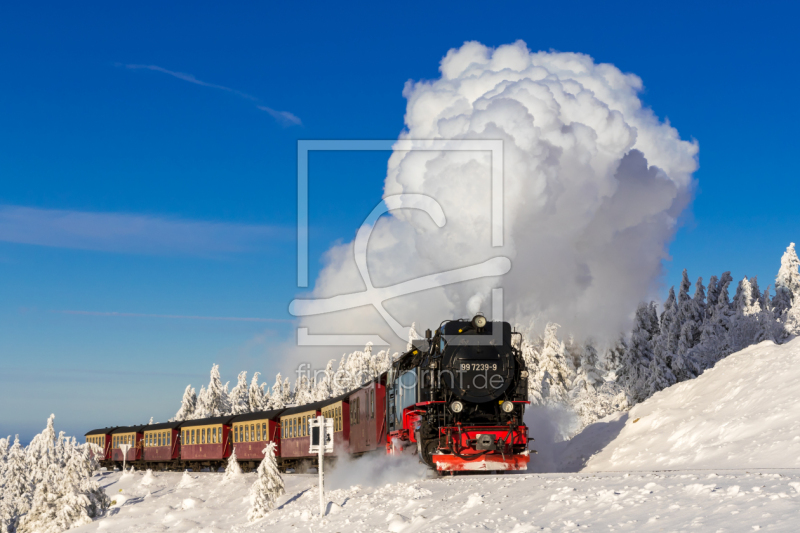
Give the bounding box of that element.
[172,385,197,421]
[193,385,209,419]
[774,242,800,338]
[293,374,313,406]
[193,364,229,418]
[17,460,60,533]
[619,302,658,403]
[248,442,284,522]
[26,414,56,487]
[0,435,8,481]
[281,377,292,406]
[312,360,336,402]
[600,335,626,382]
[267,374,285,409]
[672,272,703,382]
[249,372,268,412]
[221,448,242,484]
[3,436,32,529]
[47,444,109,531]
[221,380,232,415]
[729,277,764,352]
[331,354,350,396]
[229,371,251,415]
[571,341,602,394]
[694,271,734,368]
[531,323,573,405]
[569,340,623,427]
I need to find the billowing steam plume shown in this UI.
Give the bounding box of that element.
[295,40,697,356]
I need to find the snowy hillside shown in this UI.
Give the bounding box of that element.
[73,468,800,532]
[581,337,800,471]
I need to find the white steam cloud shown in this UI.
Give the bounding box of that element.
[295,40,697,355]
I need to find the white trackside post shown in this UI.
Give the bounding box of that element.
[119,443,131,471]
[318,415,324,519]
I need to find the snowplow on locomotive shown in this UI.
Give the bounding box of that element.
[86,316,532,475]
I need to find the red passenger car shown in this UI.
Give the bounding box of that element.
[142,421,182,466]
[110,426,145,464]
[230,409,284,468]
[85,427,116,462]
[279,393,348,469]
[348,378,385,455]
[180,416,235,469]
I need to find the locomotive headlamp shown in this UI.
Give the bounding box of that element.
[501,401,515,413]
[472,315,487,328]
[450,400,464,413]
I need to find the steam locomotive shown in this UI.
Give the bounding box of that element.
[86,316,532,474]
[388,316,531,472]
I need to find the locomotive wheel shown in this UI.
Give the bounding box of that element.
[420,439,439,469]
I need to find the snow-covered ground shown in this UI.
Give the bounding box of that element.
[73,337,800,532]
[75,468,800,532]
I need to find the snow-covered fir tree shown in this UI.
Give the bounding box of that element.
[775,242,800,337]
[619,302,659,402]
[312,360,336,401]
[172,385,196,421]
[193,385,209,419]
[3,435,32,530]
[193,364,229,419]
[531,323,573,405]
[281,377,292,406]
[17,461,63,533]
[25,414,56,487]
[293,374,313,406]
[267,374,285,409]
[694,271,734,368]
[0,435,8,481]
[600,335,627,381]
[221,448,242,484]
[249,372,268,412]
[229,371,251,415]
[672,272,704,381]
[248,442,284,522]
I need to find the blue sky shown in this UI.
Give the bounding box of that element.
[1,1,798,441]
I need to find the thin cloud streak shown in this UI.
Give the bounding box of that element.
[257,105,303,126]
[121,63,301,126]
[0,204,290,256]
[53,309,292,323]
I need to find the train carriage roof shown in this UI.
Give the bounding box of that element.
[141,421,184,431]
[230,409,286,423]
[110,425,148,434]
[280,391,351,417]
[85,427,118,436]
[179,415,237,428]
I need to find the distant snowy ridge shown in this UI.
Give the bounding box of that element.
[583,336,800,471]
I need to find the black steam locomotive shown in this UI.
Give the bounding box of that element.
[386,316,531,472]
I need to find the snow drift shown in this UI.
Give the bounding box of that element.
[581,337,800,471]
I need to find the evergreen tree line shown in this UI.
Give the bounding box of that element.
[520,242,800,429]
[0,415,109,533]
[171,342,399,422]
[171,243,800,433]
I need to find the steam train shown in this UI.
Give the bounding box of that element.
[86,316,532,474]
